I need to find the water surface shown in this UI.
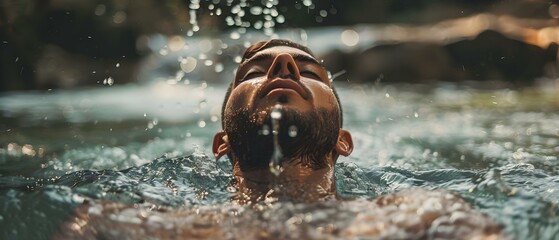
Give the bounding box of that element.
[1,80,559,239]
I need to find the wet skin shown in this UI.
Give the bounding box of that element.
[213,45,354,202]
[226,46,340,119]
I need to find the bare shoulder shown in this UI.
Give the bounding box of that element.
[55,189,504,239]
[342,188,504,239]
[54,201,228,239]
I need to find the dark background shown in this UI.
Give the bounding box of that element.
[1,0,558,91]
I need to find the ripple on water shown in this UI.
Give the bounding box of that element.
[1,83,559,239]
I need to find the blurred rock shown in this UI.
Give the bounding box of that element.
[0,0,189,91]
[349,42,457,84]
[445,30,558,86]
[327,30,558,86]
[35,44,139,89]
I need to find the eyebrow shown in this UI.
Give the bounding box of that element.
[241,52,321,68]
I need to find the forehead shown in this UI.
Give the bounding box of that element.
[253,46,313,59]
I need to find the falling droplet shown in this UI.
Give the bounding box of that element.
[269,104,283,176]
[288,125,298,137]
[214,63,224,72]
[261,124,270,135]
[271,107,282,120]
[198,120,206,128]
[103,77,114,86]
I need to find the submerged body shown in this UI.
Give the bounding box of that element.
[57,189,502,239]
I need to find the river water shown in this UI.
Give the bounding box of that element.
[1,80,559,239]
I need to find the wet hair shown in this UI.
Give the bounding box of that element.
[221,39,344,126]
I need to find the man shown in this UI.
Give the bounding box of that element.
[56,39,503,239]
[212,39,353,203]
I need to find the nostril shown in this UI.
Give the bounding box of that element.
[287,64,295,74]
[273,64,281,75]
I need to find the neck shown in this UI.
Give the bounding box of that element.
[231,159,337,204]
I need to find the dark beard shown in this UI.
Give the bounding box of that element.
[224,107,340,172]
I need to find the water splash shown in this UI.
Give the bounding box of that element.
[269,104,283,176]
[328,70,347,83]
[188,0,200,36]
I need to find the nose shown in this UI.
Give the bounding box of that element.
[266,53,301,81]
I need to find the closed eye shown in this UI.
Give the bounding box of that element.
[241,71,265,81]
[300,70,321,80]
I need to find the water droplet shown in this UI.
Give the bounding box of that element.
[254,21,263,29]
[250,6,263,15]
[230,31,241,39]
[103,77,114,86]
[260,124,270,135]
[113,11,127,24]
[271,107,282,120]
[198,120,206,128]
[234,56,242,63]
[231,5,241,14]
[189,0,200,10]
[214,63,224,72]
[269,104,284,176]
[115,63,120,68]
[175,70,185,81]
[180,57,197,73]
[94,4,106,16]
[276,15,285,23]
[341,29,360,47]
[225,16,234,26]
[288,125,298,137]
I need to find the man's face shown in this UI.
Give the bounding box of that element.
[218,45,344,171]
[224,46,340,119]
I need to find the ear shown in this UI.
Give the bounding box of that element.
[212,131,230,159]
[335,129,353,156]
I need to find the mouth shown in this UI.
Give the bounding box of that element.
[259,79,308,100]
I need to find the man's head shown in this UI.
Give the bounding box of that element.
[213,39,353,176]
